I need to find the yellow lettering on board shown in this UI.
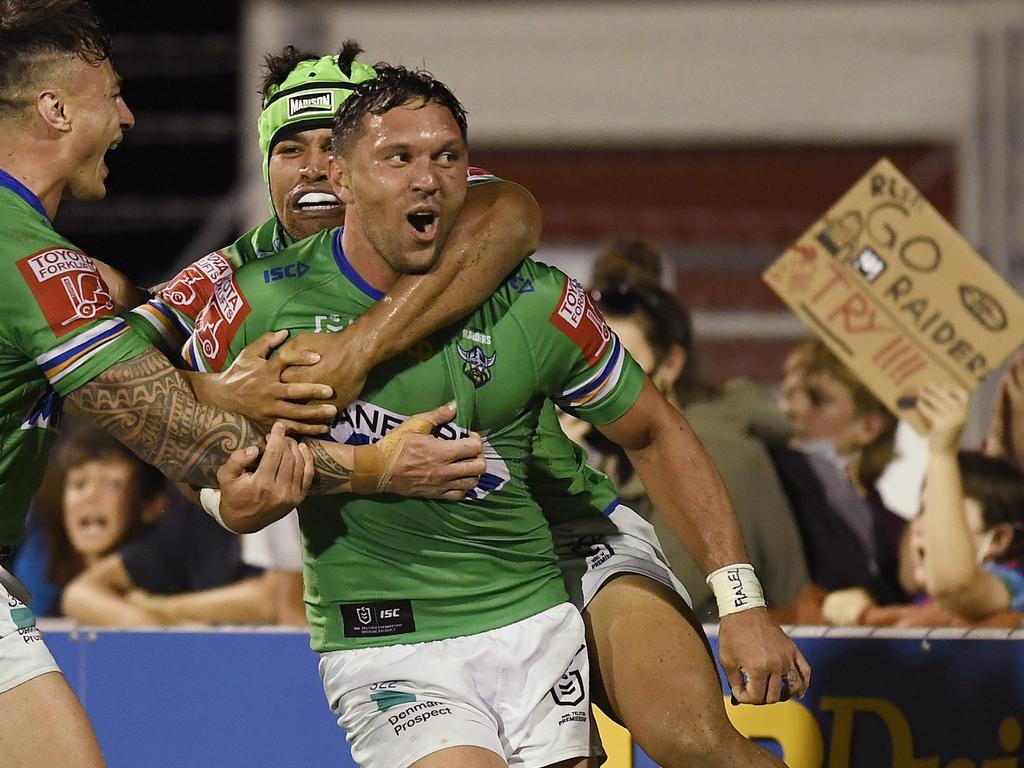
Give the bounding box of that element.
[821,696,939,768]
[594,705,633,767]
[725,696,824,768]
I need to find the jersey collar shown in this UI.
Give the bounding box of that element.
[332,228,384,301]
[0,169,50,222]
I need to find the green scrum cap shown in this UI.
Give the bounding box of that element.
[257,52,377,182]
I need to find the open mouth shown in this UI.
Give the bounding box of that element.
[407,210,438,240]
[294,191,341,213]
[73,515,111,538]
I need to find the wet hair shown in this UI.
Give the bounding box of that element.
[590,238,664,294]
[595,282,718,407]
[332,64,468,156]
[259,40,364,103]
[802,339,897,490]
[959,451,1024,562]
[45,427,165,587]
[0,0,112,119]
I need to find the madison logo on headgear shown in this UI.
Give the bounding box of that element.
[287,91,334,118]
[549,276,611,365]
[17,248,116,337]
[193,276,251,371]
[158,251,233,318]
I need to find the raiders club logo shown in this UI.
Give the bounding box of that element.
[458,344,496,388]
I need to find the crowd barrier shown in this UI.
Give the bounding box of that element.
[40,622,1023,767]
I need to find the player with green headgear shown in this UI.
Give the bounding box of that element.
[137,42,807,768]
[190,63,809,768]
[128,41,539,403]
[257,44,377,186]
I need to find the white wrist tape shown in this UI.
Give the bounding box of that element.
[199,488,232,531]
[706,563,767,617]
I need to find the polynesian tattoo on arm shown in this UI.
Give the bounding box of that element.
[308,440,354,495]
[66,348,355,493]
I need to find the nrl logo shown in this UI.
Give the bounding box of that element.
[458,344,496,388]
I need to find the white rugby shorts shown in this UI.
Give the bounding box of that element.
[0,568,60,694]
[319,602,592,768]
[552,504,692,611]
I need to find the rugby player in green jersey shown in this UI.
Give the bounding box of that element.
[126,43,540,429]
[195,65,808,768]
[0,6,483,765]
[159,45,809,767]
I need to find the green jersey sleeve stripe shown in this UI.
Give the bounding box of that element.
[557,334,626,409]
[129,299,190,351]
[35,317,132,385]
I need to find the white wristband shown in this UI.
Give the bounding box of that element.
[706,563,767,617]
[199,488,231,531]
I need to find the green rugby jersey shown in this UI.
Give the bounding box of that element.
[0,170,150,546]
[188,227,644,651]
[129,168,505,363]
[126,217,289,360]
[529,400,621,525]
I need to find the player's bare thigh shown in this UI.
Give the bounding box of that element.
[0,671,104,768]
[583,574,783,767]
[409,747,592,768]
[410,745,507,768]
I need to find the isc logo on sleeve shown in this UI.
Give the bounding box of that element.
[263,262,309,283]
[17,248,116,337]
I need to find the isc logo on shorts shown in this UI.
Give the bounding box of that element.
[550,670,586,707]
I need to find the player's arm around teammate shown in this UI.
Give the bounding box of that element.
[278,178,541,408]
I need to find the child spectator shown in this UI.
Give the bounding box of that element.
[913,385,1024,618]
[823,384,1024,626]
[60,483,272,626]
[12,428,165,615]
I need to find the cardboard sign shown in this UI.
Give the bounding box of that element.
[763,158,1024,432]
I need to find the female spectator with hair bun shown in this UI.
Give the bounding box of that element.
[589,237,664,293]
[579,281,810,621]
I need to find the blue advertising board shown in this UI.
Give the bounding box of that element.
[41,623,1024,767]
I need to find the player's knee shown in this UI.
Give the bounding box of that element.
[641,718,742,768]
